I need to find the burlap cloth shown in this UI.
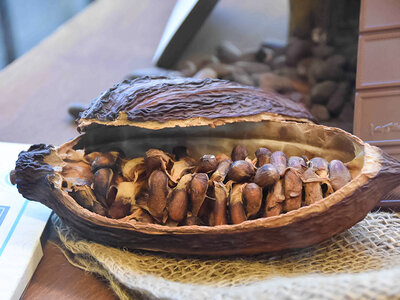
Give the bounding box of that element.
[51,212,400,300]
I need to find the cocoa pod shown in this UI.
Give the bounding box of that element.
[190,173,209,217]
[93,168,114,207]
[9,170,16,185]
[197,155,218,173]
[270,151,287,176]
[329,160,352,191]
[212,181,228,225]
[209,159,232,183]
[283,170,303,212]
[227,160,255,182]
[243,183,262,218]
[168,174,192,222]
[230,184,247,224]
[231,145,248,161]
[255,147,271,167]
[91,152,119,172]
[254,164,279,187]
[147,170,169,221]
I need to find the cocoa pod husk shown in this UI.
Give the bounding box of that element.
[190,173,209,217]
[170,157,196,182]
[255,147,271,167]
[209,159,232,184]
[227,160,255,182]
[230,184,247,224]
[231,145,248,161]
[93,168,114,207]
[329,160,352,191]
[147,170,169,222]
[254,163,279,187]
[270,151,287,177]
[243,183,262,218]
[212,181,228,225]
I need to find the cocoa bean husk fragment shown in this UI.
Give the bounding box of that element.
[303,168,323,205]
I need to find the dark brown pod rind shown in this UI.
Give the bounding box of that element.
[190,173,209,217]
[227,160,255,182]
[329,160,352,191]
[270,151,287,177]
[147,170,169,222]
[254,164,279,187]
[231,145,248,161]
[243,183,262,218]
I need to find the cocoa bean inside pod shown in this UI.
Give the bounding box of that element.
[70,184,97,210]
[190,173,209,217]
[288,156,306,172]
[212,181,228,225]
[209,159,232,184]
[283,170,303,212]
[196,155,218,173]
[227,160,255,182]
[303,168,323,205]
[144,149,173,176]
[84,151,102,164]
[309,157,329,178]
[254,164,279,187]
[93,168,114,208]
[255,147,272,167]
[229,184,247,224]
[147,170,169,222]
[270,151,288,177]
[243,183,262,218]
[91,151,119,172]
[231,145,248,161]
[167,174,193,222]
[329,160,352,191]
[61,161,93,189]
[264,179,285,217]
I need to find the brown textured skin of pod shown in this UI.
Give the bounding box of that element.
[13,77,400,256]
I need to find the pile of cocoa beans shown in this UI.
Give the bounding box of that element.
[65,145,352,226]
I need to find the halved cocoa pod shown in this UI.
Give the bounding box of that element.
[147,170,169,222]
[212,181,228,225]
[209,159,232,183]
[190,173,209,217]
[243,183,262,218]
[227,160,255,182]
[230,184,247,224]
[255,147,271,167]
[14,77,400,256]
[270,151,287,177]
[231,145,248,161]
[329,160,352,191]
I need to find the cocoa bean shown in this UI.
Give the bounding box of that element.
[270,151,288,177]
[254,164,279,187]
[255,147,271,167]
[91,152,119,172]
[283,170,303,212]
[210,159,232,183]
[147,170,169,221]
[264,179,285,217]
[216,40,242,63]
[329,160,351,191]
[213,182,228,225]
[197,155,218,173]
[243,183,262,218]
[231,145,248,161]
[190,173,209,217]
[230,184,247,224]
[227,160,255,182]
[93,168,114,207]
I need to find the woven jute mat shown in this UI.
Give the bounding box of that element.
[51,212,400,300]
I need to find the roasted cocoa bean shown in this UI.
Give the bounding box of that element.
[190,173,209,216]
[329,160,351,191]
[197,155,218,173]
[168,174,192,222]
[270,151,287,176]
[93,168,114,207]
[243,183,262,218]
[231,145,248,161]
[230,184,247,224]
[147,170,169,221]
[227,160,255,182]
[255,147,271,167]
[213,182,228,225]
[283,170,303,212]
[264,179,285,217]
[254,164,279,187]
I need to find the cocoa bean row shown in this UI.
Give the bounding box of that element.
[64,145,352,226]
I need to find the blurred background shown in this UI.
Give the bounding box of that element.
[0,0,91,69]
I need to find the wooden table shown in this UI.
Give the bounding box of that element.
[0,0,176,298]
